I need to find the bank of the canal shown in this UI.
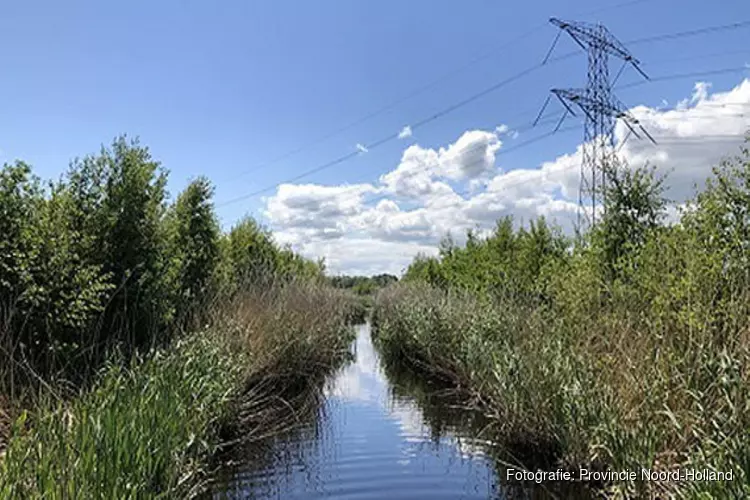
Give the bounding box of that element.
[207,324,590,499]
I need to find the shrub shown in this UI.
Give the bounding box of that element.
[377,139,750,497]
[1,136,328,397]
[164,177,221,326]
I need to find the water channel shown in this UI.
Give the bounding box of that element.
[208,324,585,499]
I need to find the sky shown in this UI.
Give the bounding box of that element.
[1,0,749,276]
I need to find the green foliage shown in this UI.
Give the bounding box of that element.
[328,273,398,295]
[402,253,446,287]
[591,163,668,282]
[276,246,326,283]
[17,185,113,370]
[224,217,279,287]
[378,139,750,497]
[61,136,172,349]
[0,162,113,379]
[164,177,221,323]
[0,162,42,300]
[220,217,324,290]
[1,137,325,395]
[402,216,569,301]
[0,333,242,498]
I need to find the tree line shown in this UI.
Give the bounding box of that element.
[0,136,324,392]
[328,274,398,295]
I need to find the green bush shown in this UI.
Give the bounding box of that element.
[164,177,221,326]
[1,136,327,396]
[377,139,750,497]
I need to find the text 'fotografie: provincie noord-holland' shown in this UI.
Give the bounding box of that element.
[506,468,734,484]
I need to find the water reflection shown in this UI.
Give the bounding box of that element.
[208,324,585,499]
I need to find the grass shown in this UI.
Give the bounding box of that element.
[372,283,750,499]
[0,334,240,498]
[0,281,355,499]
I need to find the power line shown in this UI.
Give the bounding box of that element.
[216,31,750,207]
[648,48,750,65]
[617,66,750,90]
[628,20,750,46]
[218,0,658,184]
[632,133,749,143]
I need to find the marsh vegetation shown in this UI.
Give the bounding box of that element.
[373,140,750,498]
[0,137,355,498]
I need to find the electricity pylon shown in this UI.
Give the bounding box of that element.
[536,18,654,230]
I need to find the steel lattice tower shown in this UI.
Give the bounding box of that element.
[580,23,613,228]
[539,19,651,230]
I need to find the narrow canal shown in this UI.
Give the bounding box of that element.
[208,324,578,499]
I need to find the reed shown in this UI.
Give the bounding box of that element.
[373,281,750,499]
[0,282,355,499]
[373,143,750,498]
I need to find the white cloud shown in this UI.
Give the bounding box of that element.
[616,78,750,202]
[495,123,519,139]
[262,79,750,275]
[398,126,412,139]
[379,129,502,205]
[439,130,502,180]
[264,183,376,242]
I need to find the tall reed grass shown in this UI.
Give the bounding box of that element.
[0,282,355,499]
[373,283,750,498]
[0,334,240,498]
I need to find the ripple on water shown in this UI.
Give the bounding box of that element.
[209,324,559,500]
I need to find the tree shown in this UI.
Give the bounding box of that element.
[0,162,42,305]
[225,217,280,286]
[165,177,221,322]
[593,163,668,281]
[65,136,171,348]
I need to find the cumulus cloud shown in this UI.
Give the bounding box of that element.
[262,79,750,275]
[265,183,376,241]
[398,126,412,139]
[379,129,503,204]
[439,130,502,180]
[615,78,750,202]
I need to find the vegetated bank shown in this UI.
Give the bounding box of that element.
[0,137,356,498]
[373,138,750,498]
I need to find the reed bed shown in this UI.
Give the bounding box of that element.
[0,282,355,499]
[373,283,750,498]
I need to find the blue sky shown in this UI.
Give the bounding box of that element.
[1,1,749,274]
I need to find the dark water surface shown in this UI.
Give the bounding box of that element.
[208,324,573,500]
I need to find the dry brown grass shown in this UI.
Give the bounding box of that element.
[213,281,354,379]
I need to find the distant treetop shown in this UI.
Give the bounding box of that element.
[328,274,398,295]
